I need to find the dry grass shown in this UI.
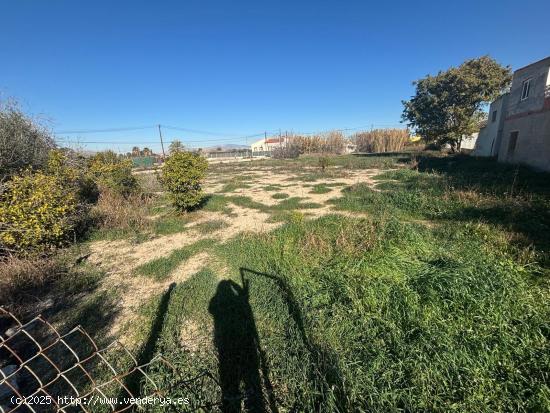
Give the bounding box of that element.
[92,190,152,232]
[354,128,409,153]
[0,256,63,310]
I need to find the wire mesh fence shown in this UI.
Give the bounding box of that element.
[0,307,220,412]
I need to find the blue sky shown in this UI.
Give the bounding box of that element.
[1,0,549,152]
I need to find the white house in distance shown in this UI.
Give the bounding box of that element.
[250,136,287,153]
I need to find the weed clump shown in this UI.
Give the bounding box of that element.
[91,190,152,238]
[318,156,330,171]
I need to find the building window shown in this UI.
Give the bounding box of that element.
[520,79,531,101]
[491,110,498,122]
[508,131,519,156]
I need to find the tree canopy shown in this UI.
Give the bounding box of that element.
[169,139,185,153]
[402,56,512,151]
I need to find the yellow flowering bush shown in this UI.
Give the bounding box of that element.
[0,171,79,252]
[88,151,138,196]
[160,151,208,211]
[47,149,99,203]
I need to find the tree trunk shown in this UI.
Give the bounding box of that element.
[449,141,458,153]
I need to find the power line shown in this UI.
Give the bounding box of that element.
[53,122,403,148]
[55,135,266,145]
[162,125,242,137]
[54,126,155,134]
[54,124,275,137]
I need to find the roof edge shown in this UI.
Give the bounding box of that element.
[515,56,550,73]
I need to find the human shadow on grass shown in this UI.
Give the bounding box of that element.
[208,274,277,413]
[233,268,348,412]
[123,282,175,401]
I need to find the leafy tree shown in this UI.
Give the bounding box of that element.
[169,139,184,153]
[402,56,512,152]
[142,147,153,156]
[160,151,208,211]
[131,146,141,157]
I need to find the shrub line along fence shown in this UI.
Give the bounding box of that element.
[0,307,220,412]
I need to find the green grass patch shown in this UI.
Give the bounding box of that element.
[153,214,191,235]
[135,239,216,281]
[287,173,325,182]
[262,184,283,191]
[194,219,229,234]
[274,197,322,210]
[219,181,252,193]
[220,195,322,213]
[215,215,549,411]
[128,154,550,411]
[201,195,234,216]
[271,192,289,199]
[310,184,332,194]
[226,195,269,210]
[372,180,402,191]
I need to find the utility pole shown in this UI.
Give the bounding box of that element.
[158,124,166,158]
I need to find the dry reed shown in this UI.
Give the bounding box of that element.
[354,129,409,153]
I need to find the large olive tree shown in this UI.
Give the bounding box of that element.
[402,56,512,152]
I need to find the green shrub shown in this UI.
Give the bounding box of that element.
[160,152,208,211]
[88,151,138,196]
[0,171,79,253]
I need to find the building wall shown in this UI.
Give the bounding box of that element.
[498,57,550,171]
[250,138,286,152]
[250,139,266,152]
[461,132,479,150]
[473,94,508,157]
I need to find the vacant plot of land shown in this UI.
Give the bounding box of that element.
[23,153,550,412]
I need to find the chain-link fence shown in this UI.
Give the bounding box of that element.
[0,307,220,412]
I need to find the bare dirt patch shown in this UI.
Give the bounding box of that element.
[211,168,387,208]
[89,165,388,338]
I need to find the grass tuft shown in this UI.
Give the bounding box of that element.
[194,219,229,234]
[135,239,217,280]
[271,192,289,199]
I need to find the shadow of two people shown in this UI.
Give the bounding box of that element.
[208,269,278,413]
